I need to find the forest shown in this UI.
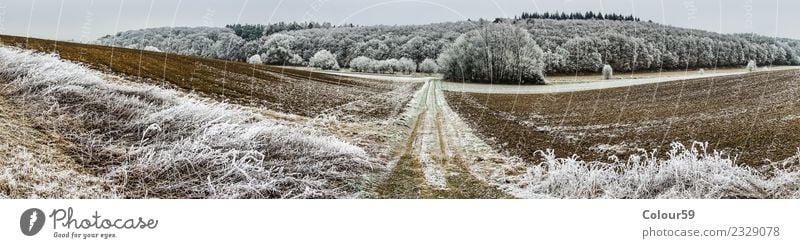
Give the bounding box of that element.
[97,12,800,83]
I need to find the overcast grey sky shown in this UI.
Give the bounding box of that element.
[1,0,797,41]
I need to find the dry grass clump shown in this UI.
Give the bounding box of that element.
[0,46,375,198]
[747,60,758,72]
[0,82,113,198]
[602,64,613,80]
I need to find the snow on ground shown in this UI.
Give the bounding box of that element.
[288,66,429,83]
[442,68,799,94]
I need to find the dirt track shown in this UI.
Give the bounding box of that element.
[375,79,511,198]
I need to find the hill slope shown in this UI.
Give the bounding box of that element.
[97,18,800,76]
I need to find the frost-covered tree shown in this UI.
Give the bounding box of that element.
[379,59,400,74]
[262,34,301,65]
[309,50,340,70]
[97,17,800,73]
[289,54,305,66]
[400,36,432,63]
[561,37,604,72]
[227,22,342,41]
[661,51,680,69]
[602,64,613,79]
[247,54,263,64]
[349,56,420,74]
[205,32,246,60]
[418,58,439,73]
[349,56,373,72]
[398,57,417,74]
[542,48,569,73]
[240,40,262,59]
[598,32,654,71]
[438,24,545,84]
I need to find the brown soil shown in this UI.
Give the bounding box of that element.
[0,34,416,120]
[445,69,800,167]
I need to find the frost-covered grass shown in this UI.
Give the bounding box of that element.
[0,46,375,198]
[0,144,114,199]
[500,142,800,199]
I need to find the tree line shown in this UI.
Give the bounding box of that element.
[97,14,800,84]
[518,11,643,22]
[226,22,355,41]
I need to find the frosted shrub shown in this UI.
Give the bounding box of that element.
[438,23,545,84]
[309,49,340,70]
[0,46,374,198]
[747,60,757,72]
[143,46,162,52]
[385,59,401,73]
[502,142,800,199]
[377,59,399,74]
[418,58,439,74]
[602,64,613,80]
[398,57,417,74]
[376,59,396,74]
[288,54,305,66]
[246,54,262,64]
[262,33,301,65]
[349,56,374,72]
[349,56,420,75]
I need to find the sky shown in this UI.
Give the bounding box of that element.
[0,0,797,42]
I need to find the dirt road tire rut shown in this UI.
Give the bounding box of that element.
[375,80,512,199]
